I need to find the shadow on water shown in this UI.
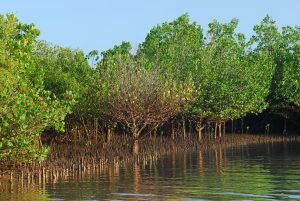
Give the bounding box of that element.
[0,134,300,200]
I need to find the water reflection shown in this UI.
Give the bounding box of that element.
[0,141,300,200]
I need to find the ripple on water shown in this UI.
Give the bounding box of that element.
[216,191,274,199]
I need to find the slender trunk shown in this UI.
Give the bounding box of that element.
[231,119,234,135]
[133,140,139,156]
[214,121,217,139]
[154,127,157,139]
[222,121,226,137]
[78,126,81,142]
[218,120,222,138]
[197,120,205,142]
[182,118,186,140]
[283,117,287,135]
[74,125,78,144]
[171,120,175,140]
[94,118,98,143]
[189,120,192,136]
[80,117,90,142]
[198,124,202,142]
[241,118,244,135]
[106,128,111,143]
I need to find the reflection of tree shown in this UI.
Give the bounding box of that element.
[2,143,299,200]
[259,142,300,199]
[0,182,50,201]
[214,146,223,174]
[133,163,141,196]
[172,151,176,177]
[155,144,298,200]
[183,152,187,178]
[198,150,204,172]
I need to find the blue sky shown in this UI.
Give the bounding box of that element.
[0,1,299,54]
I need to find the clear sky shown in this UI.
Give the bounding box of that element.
[0,1,299,54]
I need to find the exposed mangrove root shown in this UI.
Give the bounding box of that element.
[0,134,299,186]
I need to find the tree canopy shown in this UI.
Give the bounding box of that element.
[0,13,299,164]
[0,14,72,163]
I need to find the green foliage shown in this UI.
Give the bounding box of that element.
[138,13,204,79]
[253,16,300,118]
[35,42,93,119]
[193,19,274,120]
[0,14,71,164]
[281,27,300,106]
[140,15,274,122]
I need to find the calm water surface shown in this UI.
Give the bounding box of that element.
[1,141,300,200]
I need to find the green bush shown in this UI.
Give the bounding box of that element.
[0,14,72,164]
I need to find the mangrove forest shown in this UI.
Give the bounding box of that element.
[0,13,299,167]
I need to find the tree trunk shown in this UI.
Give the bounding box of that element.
[241,118,244,134]
[283,117,287,135]
[196,120,205,142]
[231,119,234,135]
[198,125,202,142]
[74,125,78,144]
[94,118,98,143]
[80,116,90,142]
[214,121,217,139]
[218,120,222,138]
[171,120,175,140]
[182,118,186,140]
[133,140,139,156]
[106,128,111,143]
[133,132,139,139]
[223,121,226,137]
[132,126,141,139]
[189,120,192,136]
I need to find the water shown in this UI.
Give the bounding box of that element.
[1,141,300,200]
